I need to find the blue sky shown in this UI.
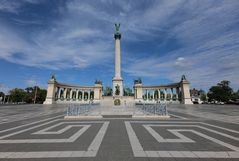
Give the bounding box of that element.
[0,0,239,92]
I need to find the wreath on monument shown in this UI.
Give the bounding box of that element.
[114,99,121,106]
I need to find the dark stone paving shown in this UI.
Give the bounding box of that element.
[0,104,238,160]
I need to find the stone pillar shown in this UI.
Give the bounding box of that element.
[152,90,155,100]
[176,87,179,100]
[134,83,142,99]
[83,90,85,100]
[63,88,67,100]
[115,37,121,78]
[181,79,193,104]
[70,89,73,100]
[164,88,167,100]
[170,88,173,100]
[88,90,90,100]
[146,89,148,100]
[43,79,57,104]
[158,89,161,100]
[57,87,61,99]
[76,89,79,100]
[134,89,137,99]
[94,84,102,100]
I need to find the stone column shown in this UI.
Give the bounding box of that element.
[134,89,137,99]
[57,87,61,99]
[152,90,155,100]
[170,88,173,100]
[115,37,121,78]
[76,89,79,100]
[83,90,85,100]
[64,88,67,100]
[70,89,73,100]
[88,90,90,100]
[146,89,148,100]
[176,87,179,100]
[164,88,167,100]
[158,89,161,100]
[112,24,123,97]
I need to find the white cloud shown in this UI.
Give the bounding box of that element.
[0,0,239,90]
[0,0,42,13]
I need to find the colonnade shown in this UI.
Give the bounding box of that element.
[43,78,102,104]
[134,77,192,104]
[55,87,95,101]
[141,87,180,101]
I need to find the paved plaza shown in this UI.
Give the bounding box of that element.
[0,104,239,161]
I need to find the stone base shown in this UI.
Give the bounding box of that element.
[183,98,193,104]
[64,116,102,120]
[132,115,170,119]
[43,98,55,104]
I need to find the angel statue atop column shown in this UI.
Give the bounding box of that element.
[115,23,120,33]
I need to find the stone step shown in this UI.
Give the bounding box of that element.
[102,115,132,118]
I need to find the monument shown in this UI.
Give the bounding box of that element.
[44,24,193,105]
[112,23,123,97]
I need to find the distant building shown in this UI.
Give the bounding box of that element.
[190,88,204,104]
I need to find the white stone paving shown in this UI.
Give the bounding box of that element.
[0,121,109,158]
[168,106,239,124]
[125,121,239,158]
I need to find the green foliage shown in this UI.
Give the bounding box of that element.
[207,80,233,102]
[0,91,5,102]
[0,91,4,97]
[123,87,133,96]
[199,90,207,101]
[6,86,47,104]
[37,88,47,103]
[9,88,26,103]
[231,89,239,101]
[103,86,112,96]
[200,93,207,102]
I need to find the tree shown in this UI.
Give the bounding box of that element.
[9,88,26,103]
[123,87,133,96]
[199,89,207,102]
[207,80,233,102]
[0,91,4,103]
[0,91,4,98]
[103,86,112,96]
[24,86,46,104]
[36,88,47,103]
[231,89,239,101]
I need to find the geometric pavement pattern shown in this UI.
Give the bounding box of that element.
[0,114,239,159]
[0,117,109,158]
[125,121,239,158]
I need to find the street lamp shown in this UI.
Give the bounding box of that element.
[34,83,38,104]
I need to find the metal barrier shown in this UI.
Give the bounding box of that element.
[135,103,168,116]
[65,103,99,116]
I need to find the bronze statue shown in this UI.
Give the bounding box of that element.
[51,74,56,80]
[181,75,186,81]
[115,23,120,33]
[115,84,120,95]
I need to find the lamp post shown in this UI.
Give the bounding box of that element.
[34,83,38,104]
